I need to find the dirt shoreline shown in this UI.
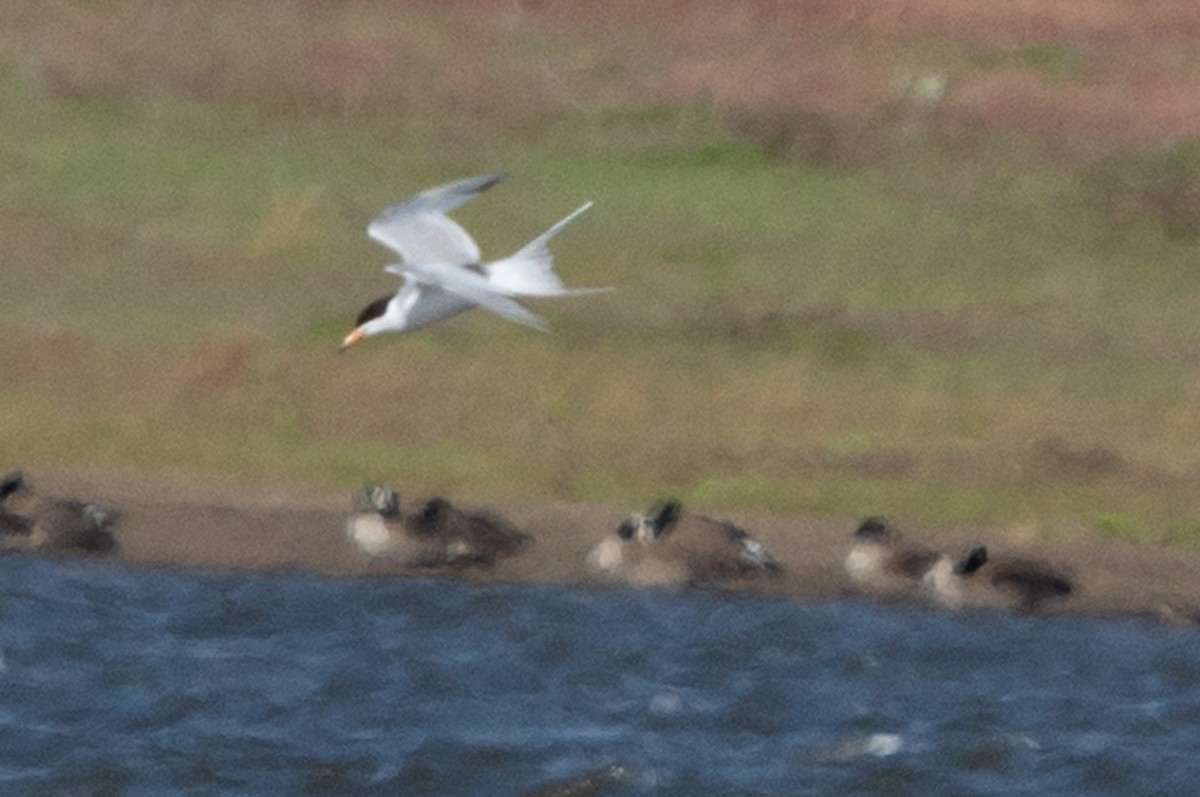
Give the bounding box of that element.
[17,467,1200,626]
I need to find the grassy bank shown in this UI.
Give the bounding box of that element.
[3,2,1200,545]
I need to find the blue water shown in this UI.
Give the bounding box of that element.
[0,556,1198,796]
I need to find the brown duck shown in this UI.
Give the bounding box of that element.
[844,516,941,593]
[924,545,1074,612]
[587,499,780,586]
[0,471,117,555]
[345,484,531,568]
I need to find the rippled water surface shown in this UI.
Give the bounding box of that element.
[1,555,1198,796]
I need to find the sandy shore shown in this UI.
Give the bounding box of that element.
[17,467,1200,625]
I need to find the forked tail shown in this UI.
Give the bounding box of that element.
[487,202,612,297]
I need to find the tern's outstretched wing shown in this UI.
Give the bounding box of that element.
[367,173,503,266]
[387,263,546,331]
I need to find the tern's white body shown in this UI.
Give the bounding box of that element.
[342,173,609,346]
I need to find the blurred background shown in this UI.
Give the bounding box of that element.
[3,0,1200,543]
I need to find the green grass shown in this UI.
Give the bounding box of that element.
[3,4,1200,546]
[969,44,1082,82]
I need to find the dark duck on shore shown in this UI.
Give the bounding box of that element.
[0,471,118,555]
[923,545,1074,612]
[345,484,531,568]
[0,507,33,551]
[844,516,941,593]
[587,499,780,586]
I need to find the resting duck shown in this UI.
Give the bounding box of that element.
[0,471,118,555]
[923,545,1074,612]
[0,508,33,553]
[586,499,780,586]
[844,516,940,593]
[345,484,531,568]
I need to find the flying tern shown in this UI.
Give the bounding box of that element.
[340,173,609,349]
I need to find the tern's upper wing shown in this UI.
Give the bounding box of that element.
[367,174,503,266]
[386,263,546,331]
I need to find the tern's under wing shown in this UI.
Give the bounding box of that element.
[367,174,503,266]
[386,280,477,333]
[388,263,546,331]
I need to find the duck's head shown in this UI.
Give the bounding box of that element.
[0,471,26,502]
[954,545,988,576]
[853,516,894,543]
[646,500,682,537]
[616,515,643,542]
[419,498,451,526]
[365,484,400,518]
